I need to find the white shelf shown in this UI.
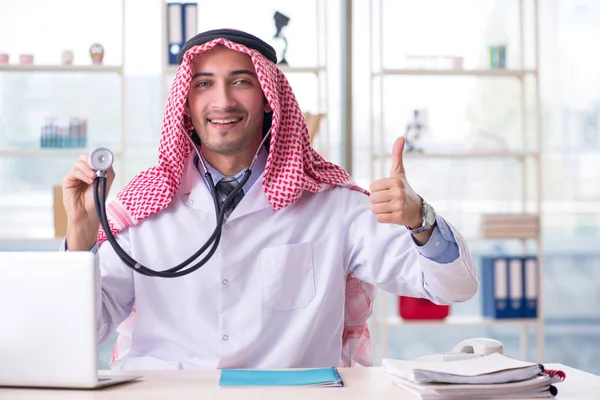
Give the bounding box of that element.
[0,149,124,157]
[466,235,541,242]
[375,68,537,78]
[375,315,539,327]
[0,237,62,243]
[279,66,326,74]
[373,151,539,160]
[0,64,123,73]
[165,65,325,75]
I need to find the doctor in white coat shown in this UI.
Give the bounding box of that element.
[61,29,478,370]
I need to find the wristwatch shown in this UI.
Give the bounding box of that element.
[406,196,436,234]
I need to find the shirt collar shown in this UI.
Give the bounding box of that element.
[194,145,268,194]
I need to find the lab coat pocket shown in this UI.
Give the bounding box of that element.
[259,242,315,311]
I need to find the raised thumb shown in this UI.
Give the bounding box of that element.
[390,136,406,176]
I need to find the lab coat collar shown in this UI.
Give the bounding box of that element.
[180,153,271,219]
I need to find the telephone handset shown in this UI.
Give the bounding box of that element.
[415,338,504,362]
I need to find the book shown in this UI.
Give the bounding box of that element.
[480,213,539,239]
[481,213,539,225]
[391,375,560,400]
[219,367,344,387]
[383,353,565,399]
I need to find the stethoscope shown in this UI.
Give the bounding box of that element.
[89,126,272,278]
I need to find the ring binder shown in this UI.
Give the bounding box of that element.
[482,255,539,319]
[539,365,566,381]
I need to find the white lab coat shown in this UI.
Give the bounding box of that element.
[96,154,478,370]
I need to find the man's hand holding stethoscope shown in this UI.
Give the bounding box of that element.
[62,153,115,252]
[369,137,433,245]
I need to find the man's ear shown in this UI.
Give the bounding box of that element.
[184,100,191,117]
[264,100,272,114]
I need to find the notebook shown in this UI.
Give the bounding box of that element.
[382,353,544,384]
[219,367,344,387]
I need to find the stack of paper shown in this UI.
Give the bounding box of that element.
[383,353,565,399]
[480,213,539,239]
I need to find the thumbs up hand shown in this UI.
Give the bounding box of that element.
[369,137,423,230]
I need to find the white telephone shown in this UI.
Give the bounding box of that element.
[415,338,504,362]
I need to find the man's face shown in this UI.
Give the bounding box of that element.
[185,46,271,155]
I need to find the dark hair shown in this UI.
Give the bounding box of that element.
[177,29,277,65]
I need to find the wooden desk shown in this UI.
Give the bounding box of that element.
[1,364,598,399]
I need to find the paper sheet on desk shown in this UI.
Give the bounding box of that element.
[382,353,542,384]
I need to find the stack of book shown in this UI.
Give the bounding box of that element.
[480,213,539,239]
[383,353,565,399]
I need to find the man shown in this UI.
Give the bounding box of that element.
[62,29,478,370]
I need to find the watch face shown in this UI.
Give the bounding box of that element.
[425,204,436,226]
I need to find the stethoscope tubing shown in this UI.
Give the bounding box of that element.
[92,126,270,278]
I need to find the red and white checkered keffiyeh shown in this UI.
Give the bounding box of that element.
[97,38,375,368]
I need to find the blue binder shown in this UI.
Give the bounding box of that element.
[166,2,197,65]
[482,256,510,319]
[507,257,525,318]
[523,256,539,318]
[482,256,538,319]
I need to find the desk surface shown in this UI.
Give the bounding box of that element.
[1,364,598,399]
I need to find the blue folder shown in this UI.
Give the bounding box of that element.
[219,367,344,387]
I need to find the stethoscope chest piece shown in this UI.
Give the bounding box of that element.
[89,147,114,175]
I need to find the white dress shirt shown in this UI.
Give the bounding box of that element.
[89,151,479,370]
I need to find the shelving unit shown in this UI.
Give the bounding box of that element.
[0,0,127,242]
[368,0,544,364]
[159,0,332,158]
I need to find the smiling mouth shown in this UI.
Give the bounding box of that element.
[208,117,243,126]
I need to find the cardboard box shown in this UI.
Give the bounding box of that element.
[53,186,67,238]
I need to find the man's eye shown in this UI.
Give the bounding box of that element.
[195,81,210,88]
[234,79,250,85]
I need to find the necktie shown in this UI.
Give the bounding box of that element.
[216,177,244,217]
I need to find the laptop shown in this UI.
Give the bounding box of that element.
[0,251,141,389]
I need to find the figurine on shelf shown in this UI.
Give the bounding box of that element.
[89,43,104,65]
[273,11,290,65]
[404,109,427,152]
[61,50,74,65]
[19,54,34,65]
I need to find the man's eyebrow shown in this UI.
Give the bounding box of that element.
[191,70,257,81]
[191,72,213,80]
[230,69,257,77]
